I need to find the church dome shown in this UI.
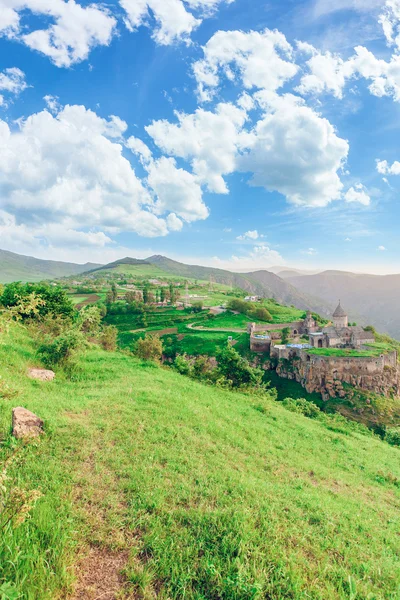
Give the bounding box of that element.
[333,302,347,318]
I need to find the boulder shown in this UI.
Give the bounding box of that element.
[28,368,55,382]
[12,407,44,439]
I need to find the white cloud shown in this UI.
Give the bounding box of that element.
[120,0,234,45]
[223,227,232,232]
[238,94,349,207]
[146,102,248,194]
[344,184,371,206]
[0,104,200,241]
[43,94,61,113]
[212,243,285,270]
[146,156,209,222]
[0,0,116,67]
[0,67,27,106]
[313,0,383,18]
[302,247,318,255]
[296,46,354,99]
[378,245,386,250]
[236,230,259,240]
[193,29,298,102]
[380,0,400,50]
[376,158,400,174]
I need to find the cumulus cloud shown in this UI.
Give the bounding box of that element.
[0,104,205,242]
[120,0,234,45]
[193,29,298,101]
[0,0,117,67]
[212,243,285,270]
[236,230,259,240]
[344,184,371,206]
[0,67,27,106]
[146,102,248,194]
[378,245,386,250]
[146,156,209,222]
[238,94,349,207]
[376,158,400,174]
[380,0,400,50]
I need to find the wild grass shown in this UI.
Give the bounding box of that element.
[308,348,381,358]
[1,323,399,599]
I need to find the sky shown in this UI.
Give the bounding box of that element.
[1,0,400,274]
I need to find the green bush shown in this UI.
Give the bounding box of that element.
[100,326,118,351]
[0,282,73,320]
[135,334,163,362]
[385,427,400,447]
[216,345,265,390]
[38,329,85,368]
[282,398,321,419]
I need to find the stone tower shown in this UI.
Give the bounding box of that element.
[333,301,348,329]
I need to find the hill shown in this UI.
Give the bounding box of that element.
[0,323,399,599]
[0,249,101,283]
[287,270,400,339]
[144,255,330,315]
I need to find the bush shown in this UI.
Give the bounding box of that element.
[216,345,265,389]
[385,427,400,447]
[135,334,163,362]
[282,397,321,419]
[38,329,85,368]
[173,354,193,376]
[79,306,102,335]
[0,282,73,320]
[100,326,118,351]
[249,307,272,322]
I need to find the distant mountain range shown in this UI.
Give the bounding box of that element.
[286,270,400,339]
[2,249,400,339]
[0,249,100,283]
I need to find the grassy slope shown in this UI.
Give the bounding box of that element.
[0,249,100,283]
[0,325,399,599]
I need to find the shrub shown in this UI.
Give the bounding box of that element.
[281,327,291,344]
[173,354,193,376]
[100,326,118,351]
[282,398,321,419]
[38,329,85,368]
[216,345,265,389]
[249,307,272,322]
[0,283,73,320]
[135,334,163,362]
[79,306,102,335]
[385,427,400,447]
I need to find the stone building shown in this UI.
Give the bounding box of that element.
[309,302,375,349]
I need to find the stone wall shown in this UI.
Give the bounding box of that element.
[275,350,399,400]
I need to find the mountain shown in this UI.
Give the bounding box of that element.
[145,255,330,315]
[0,249,101,283]
[287,270,400,339]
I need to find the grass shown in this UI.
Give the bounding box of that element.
[0,323,400,599]
[261,301,305,324]
[193,311,250,330]
[163,332,250,356]
[307,348,382,358]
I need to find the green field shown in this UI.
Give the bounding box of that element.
[193,311,250,330]
[0,323,399,599]
[308,348,384,358]
[261,300,305,324]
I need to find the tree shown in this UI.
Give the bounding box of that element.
[160,287,166,303]
[79,306,102,334]
[191,301,203,313]
[0,282,73,320]
[250,307,272,322]
[143,285,150,304]
[281,327,291,345]
[216,345,264,389]
[169,283,176,304]
[100,325,118,351]
[135,334,163,362]
[106,291,114,305]
[110,283,118,302]
[125,291,137,304]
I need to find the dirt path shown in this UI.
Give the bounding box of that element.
[187,323,246,333]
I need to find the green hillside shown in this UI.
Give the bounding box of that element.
[0,249,101,283]
[0,323,399,599]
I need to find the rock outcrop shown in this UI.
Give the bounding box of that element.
[275,350,399,400]
[12,407,44,439]
[28,368,55,381]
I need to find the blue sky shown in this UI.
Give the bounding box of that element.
[0,0,400,273]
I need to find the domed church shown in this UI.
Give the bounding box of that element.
[309,301,375,349]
